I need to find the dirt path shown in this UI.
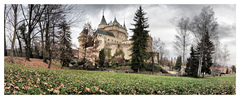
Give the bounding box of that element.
[4,56,62,70]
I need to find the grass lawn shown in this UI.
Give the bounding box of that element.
[4,62,236,95]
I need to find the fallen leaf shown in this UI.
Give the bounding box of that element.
[5,86,11,90]
[37,78,40,82]
[7,83,13,86]
[94,86,99,91]
[14,86,20,90]
[78,91,82,94]
[53,90,60,94]
[85,87,90,92]
[48,88,54,92]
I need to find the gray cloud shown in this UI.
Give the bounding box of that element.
[218,23,236,40]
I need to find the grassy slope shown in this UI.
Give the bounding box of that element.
[4,62,236,95]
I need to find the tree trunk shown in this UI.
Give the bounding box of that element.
[160,54,163,66]
[83,45,86,69]
[202,72,205,78]
[152,53,155,74]
[45,9,50,63]
[26,5,33,61]
[10,4,18,63]
[48,49,52,69]
[197,50,203,78]
[4,4,7,56]
[16,32,23,57]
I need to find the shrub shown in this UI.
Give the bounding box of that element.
[110,60,116,68]
[77,60,84,66]
[73,64,78,67]
[142,62,168,73]
[70,61,76,65]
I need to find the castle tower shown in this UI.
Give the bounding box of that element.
[113,17,119,26]
[98,11,107,29]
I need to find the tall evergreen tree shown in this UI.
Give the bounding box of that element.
[226,68,229,74]
[231,65,236,73]
[58,20,73,69]
[197,31,214,77]
[185,46,199,77]
[175,56,182,71]
[99,49,106,68]
[130,6,149,73]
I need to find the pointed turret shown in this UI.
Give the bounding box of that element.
[98,10,107,29]
[113,17,119,25]
[123,21,126,29]
[114,17,117,22]
[100,15,107,25]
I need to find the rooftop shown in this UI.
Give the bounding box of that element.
[94,29,115,37]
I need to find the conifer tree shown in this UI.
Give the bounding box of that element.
[130,6,149,73]
[175,56,182,71]
[226,68,229,74]
[99,49,106,68]
[197,31,214,77]
[231,65,236,73]
[58,20,73,69]
[185,46,199,77]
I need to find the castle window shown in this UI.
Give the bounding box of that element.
[108,39,109,41]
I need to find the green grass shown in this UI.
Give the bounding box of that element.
[4,62,236,95]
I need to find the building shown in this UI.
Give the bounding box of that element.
[78,13,154,64]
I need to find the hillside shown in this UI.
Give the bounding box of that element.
[4,62,236,95]
[4,56,64,70]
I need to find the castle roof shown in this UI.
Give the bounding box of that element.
[100,15,107,25]
[95,29,115,37]
[98,14,127,30]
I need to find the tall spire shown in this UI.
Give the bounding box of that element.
[103,9,104,16]
[114,16,117,22]
[123,18,126,29]
[100,9,107,25]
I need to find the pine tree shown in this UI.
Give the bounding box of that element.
[130,6,149,73]
[99,49,106,68]
[185,46,199,77]
[175,56,182,71]
[226,68,229,74]
[58,20,73,69]
[231,65,236,73]
[197,31,214,77]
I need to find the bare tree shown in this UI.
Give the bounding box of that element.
[152,37,166,66]
[10,4,19,63]
[20,4,46,61]
[83,22,95,36]
[159,42,165,66]
[190,6,219,77]
[221,44,230,66]
[212,37,222,67]
[173,17,191,65]
[152,37,162,64]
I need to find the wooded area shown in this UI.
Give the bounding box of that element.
[4,4,84,68]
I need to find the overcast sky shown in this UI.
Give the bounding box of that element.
[70,4,236,66]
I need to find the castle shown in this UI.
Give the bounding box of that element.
[78,13,153,64]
